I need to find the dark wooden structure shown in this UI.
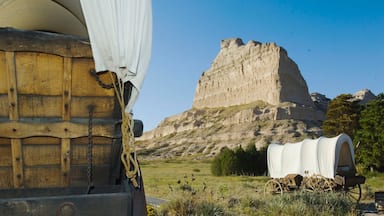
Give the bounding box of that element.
[0,28,145,215]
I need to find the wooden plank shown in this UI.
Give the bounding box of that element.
[0,95,8,117]
[0,28,93,58]
[22,144,60,166]
[61,57,72,186]
[11,139,24,188]
[71,58,114,97]
[71,97,115,118]
[0,122,115,139]
[62,57,72,120]
[0,51,6,93]
[0,138,11,145]
[0,145,12,166]
[6,51,24,188]
[18,95,62,117]
[0,167,13,189]
[70,165,110,187]
[6,51,18,120]
[61,139,71,186]
[71,144,111,165]
[22,137,60,145]
[72,136,114,145]
[24,166,61,188]
[15,52,63,95]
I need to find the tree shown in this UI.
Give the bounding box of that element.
[322,94,361,139]
[354,93,384,172]
[211,147,238,176]
[211,144,267,176]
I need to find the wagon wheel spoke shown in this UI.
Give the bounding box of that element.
[264,179,283,196]
[320,178,335,192]
[345,184,362,203]
[303,175,334,192]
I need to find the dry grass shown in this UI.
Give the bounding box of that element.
[141,159,384,215]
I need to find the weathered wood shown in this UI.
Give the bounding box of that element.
[71,97,116,118]
[71,58,114,97]
[11,139,23,188]
[24,166,61,188]
[0,51,6,93]
[71,144,112,165]
[0,28,121,189]
[18,95,62,117]
[62,57,72,120]
[70,165,111,187]
[6,51,18,120]
[20,137,60,145]
[0,95,8,117]
[61,57,72,186]
[0,27,92,57]
[23,145,60,166]
[0,168,13,188]
[0,145,12,166]
[15,52,63,95]
[61,139,71,186]
[6,51,24,188]
[0,122,115,139]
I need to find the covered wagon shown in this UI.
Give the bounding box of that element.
[265,134,365,202]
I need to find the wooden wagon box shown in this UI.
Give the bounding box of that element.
[0,28,123,190]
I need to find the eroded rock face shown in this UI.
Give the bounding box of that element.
[352,89,376,104]
[193,38,314,108]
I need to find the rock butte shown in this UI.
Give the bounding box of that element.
[136,38,375,159]
[193,38,314,108]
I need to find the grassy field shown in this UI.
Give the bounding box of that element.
[141,159,384,215]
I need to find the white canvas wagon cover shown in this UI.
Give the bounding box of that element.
[267,134,355,179]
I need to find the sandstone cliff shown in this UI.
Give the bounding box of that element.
[193,38,314,108]
[136,38,328,159]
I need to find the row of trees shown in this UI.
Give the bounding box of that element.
[211,144,267,176]
[322,93,384,172]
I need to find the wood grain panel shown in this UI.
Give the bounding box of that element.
[24,166,61,188]
[11,139,23,188]
[70,165,110,187]
[6,51,18,120]
[61,139,71,186]
[22,137,60,145]
[72,136,113,145]
[71,144,111,165]
[15,52,63,95]
[0,167,13,189]
[71,58,114,97]
[71,97,115,118]
[0,51,6,93]
[23,144,60,166]
[18,95,62,117]
[0,145,12,166]
[0,95,8,117]
[0,138,11,145]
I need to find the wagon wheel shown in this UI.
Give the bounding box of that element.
[264,179,283,196]
[302,175,334,192]
[344,184,362,203]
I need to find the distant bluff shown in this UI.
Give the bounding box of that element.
[193,38,314,108]
[136,38,374,159]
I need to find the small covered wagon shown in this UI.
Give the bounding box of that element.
[264,134,365,202]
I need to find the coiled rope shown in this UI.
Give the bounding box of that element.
[109,72,139,188]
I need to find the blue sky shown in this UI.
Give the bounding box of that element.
[133,0,384,131]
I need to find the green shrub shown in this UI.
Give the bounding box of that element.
[211,144,267,176]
